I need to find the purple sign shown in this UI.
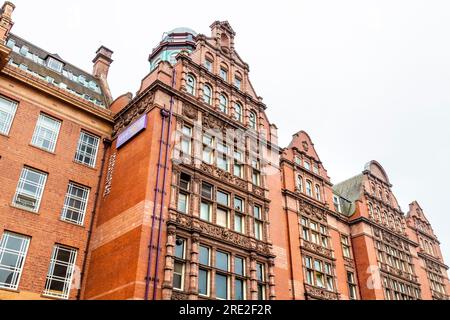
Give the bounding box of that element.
[116,115,148,149]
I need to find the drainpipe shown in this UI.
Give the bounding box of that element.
[144,105,169,300]
[145,69,177,300]
[152,69,177,300]
[77,138,111,300]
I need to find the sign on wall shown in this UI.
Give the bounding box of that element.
[116,115,148,149]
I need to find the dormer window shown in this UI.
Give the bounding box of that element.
[19,46,29,56]
[333,196,342,213]
[47,57,63,73]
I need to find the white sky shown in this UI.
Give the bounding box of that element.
[9,0,450,265]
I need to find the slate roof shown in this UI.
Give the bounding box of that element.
[6,33,107,108]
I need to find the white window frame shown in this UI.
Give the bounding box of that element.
[186,74,196,95]
[13,167,48,213]
[43,245,78,300]
[47,57,63,73]
[203,84,213,105]
[219,94,228,114]
[31,114,62,153]
[74,131,100,168]
[0,95,18,136]
[61,182,90,226]
[0,232,31,290]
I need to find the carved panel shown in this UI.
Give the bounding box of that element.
[299,200,327,222]
[171,292,190,300]
[199,163,248,191]
[169,212,273,257]
[305,284,339,300]
[103,152,117,197]
[113,92,154,137]
[183,103,198,121]
[301,241,334,259]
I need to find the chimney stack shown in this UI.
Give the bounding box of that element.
[92,46,113,79]
[0,1,15,43]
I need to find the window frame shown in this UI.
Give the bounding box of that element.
[0,95,18,136]
[60,182,90,226]
[0,232,31,291]
[31,113,62,153]
[13,167,48,213]
[42,244,78,300]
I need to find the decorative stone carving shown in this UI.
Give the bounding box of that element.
[302,141,309,152]
[302,241,334,259]
[103,153,117,197]
[202,113,228,131]
[305,284,339,300]
[171,292,190,300]
[344,257,355,269]
[199,163,248,192]
[299,200,327,222]
[170,212,273,257]
[113,92,154,137]
[253,186,265,197]
[183,104,198,120]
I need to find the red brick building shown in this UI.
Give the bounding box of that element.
[0,1,448,301]
[0,2,114,300]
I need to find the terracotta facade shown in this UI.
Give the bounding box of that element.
[0,2,448,301]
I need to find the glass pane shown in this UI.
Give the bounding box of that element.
[216,252,229,271]
[217,191,229,206]
[199,246,209,266]
[198,269,208,295]
[215,274,228,300]
[0,269,14,286]
[235,257,244,276]
[235,279,244,300]
[175,239,185,259]
[200,203,211,221]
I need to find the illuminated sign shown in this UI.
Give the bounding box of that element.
[116,115,148,149]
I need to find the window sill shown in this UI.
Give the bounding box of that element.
[59,218,86,229]
[10,203,40,215]
[73,160,97,171]
[41,293,68,301]
[0,132,10,139]
[28,144,56,155]
[0,287,20,294]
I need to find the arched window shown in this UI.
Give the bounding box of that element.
[374,207,380,221]
[395,217,402,233]
[315,185,321,201]
[203,84,212,105]
[388,214,395,229]
[186,74,196,95]
[306,180,313,197]
[368,203,374,219]
[204,53,214,72]
[249,111,257,129]
[220,64,229,81]
[219,94,228,114]
[234,103,243,122]
[297,175,303,192]
[381,211,388,225]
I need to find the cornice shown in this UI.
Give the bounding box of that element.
[418,252,449,270]
[349,217,419,247]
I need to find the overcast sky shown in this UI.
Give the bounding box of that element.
[10,0,450,265]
